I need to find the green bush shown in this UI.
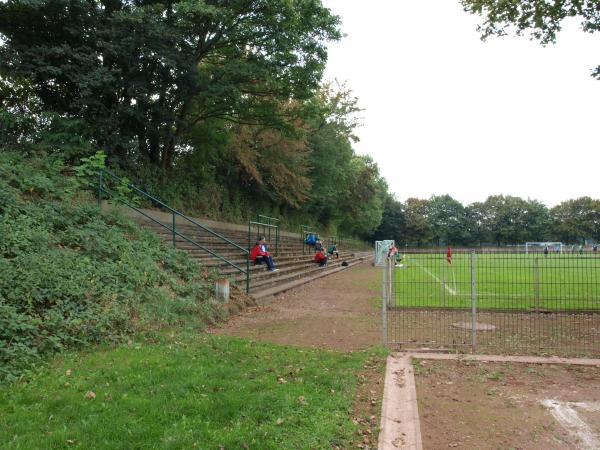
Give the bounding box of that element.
[0,152,223,381]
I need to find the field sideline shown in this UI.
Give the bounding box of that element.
[392,252,600,310]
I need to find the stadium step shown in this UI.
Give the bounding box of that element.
[130,208,373,299]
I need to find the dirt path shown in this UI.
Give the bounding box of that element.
[212,262,382,351]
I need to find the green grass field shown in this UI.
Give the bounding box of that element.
[392,252,600,310]
[0,333,381,450]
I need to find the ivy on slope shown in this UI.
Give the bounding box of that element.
[0,153,223,381]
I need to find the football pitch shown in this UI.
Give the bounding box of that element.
[392,252,600,310]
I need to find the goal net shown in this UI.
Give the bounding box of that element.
[375,240,395,266]
[525,242,563,254]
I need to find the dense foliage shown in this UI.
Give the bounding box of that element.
[371,193,600,246]
[0,0,340,167]
[0,152,223,381]
[0,1,388,237]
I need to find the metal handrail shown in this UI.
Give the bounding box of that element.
[300,225,319,255]
[257,214,280,223]
[96,169,251,292]
[101,169,247,253]
[248,220,279,256]
[256,215,280,255]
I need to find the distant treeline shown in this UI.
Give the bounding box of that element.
[371,194,600,246]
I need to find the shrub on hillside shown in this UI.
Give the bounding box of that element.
[0,152,223,381]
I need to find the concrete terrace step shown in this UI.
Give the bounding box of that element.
[228,253,362,281]
[130,208,374,298]
[182,250,343,264]
[242,253,371,288]
[251,257,369,301]
[247,259,364,292]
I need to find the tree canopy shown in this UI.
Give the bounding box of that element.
[0,2,388,237]
[0,0,341,166]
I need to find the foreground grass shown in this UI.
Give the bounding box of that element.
[0,333,372,449]
[394,253,600,310]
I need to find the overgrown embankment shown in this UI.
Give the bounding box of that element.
[0,152,224,381]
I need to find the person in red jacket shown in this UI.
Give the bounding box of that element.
[250,236,278,272]
[446,246,452,265]
[313,249,328,267]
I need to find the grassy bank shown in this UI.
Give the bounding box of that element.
[0,152,223,381]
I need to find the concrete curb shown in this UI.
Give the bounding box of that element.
[403,352,600,366]
[378,355,423,450]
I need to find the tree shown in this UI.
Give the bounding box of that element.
[0,0,341,167]
[427,194,469,245]
[465,202,490,246]
[371,195,407,245]
[303,84,367,228]
[462,0,600,79]
[228,121,311,208]
[337,155,387,237]
[472,195,551,245]
[550,197,600,243]
[403,198,431,246]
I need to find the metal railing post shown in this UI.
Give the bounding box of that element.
[275,226,279,257]
[470,251,477,353]
[172,211,176,248]
[247,221,251,293]
[534,257,540,312]
[442,261,446,308]
[246,256,250,294]
[382,257,388,346]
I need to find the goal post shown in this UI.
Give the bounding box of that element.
[525,242,563,254]
[375,240,395,266]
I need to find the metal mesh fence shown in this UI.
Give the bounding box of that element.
[383,249,600,357]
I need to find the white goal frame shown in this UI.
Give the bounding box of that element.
[525,242,563,254]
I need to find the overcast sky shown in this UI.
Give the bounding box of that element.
[322,0,600,207]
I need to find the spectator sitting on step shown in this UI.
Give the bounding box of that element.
[327,243,339,259]
[313,248,328,267]
[250,236,278,272]
[314,238,324,252]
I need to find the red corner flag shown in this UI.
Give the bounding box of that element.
[446,246,452,265]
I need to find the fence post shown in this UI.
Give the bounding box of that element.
[382,257,388,346]
[470,251,477,353]
[246,256,250,294]
[275,225,279,257]
[172,211,176,248]
[442,262,446,308]
[534,257,540,312]
[247,221,251,294]
[97,170,103,205]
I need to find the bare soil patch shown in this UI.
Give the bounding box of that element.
[414,359,600,449]
[212,262,382,351]
[388,310,600,357]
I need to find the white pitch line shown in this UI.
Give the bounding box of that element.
[541,399,600,449]
[572,401,600,412]
[413,261,457,296]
